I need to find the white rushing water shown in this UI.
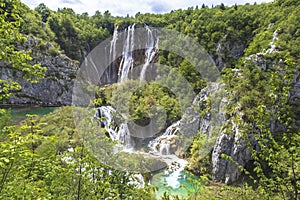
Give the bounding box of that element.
[140,25,158,81]
[95,25,192,190]
[95,106,133,149]
[107,26,119,83]
[148,121,180,155]
[118,24,136,82]
[109,24,158,83]
[100,25,159,149]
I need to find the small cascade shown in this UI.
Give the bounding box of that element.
[159,141,170,155]
[95,106,133,149]
[117,123,134,149]
[266,30,278,54]
[129,174,145,188]
[164,121,180,135]
[118,24,136,82]
[95,106,116,138]
[148,121,180,155]
[164,159,188,188]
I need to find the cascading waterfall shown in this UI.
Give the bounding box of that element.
[96,25,192,189]
[148,121,180,155]
[118,24,136,82]
[107,26,119,83]
[95,106,133,149]
[98,25,159,149]
[140,25,158,81]
[84,24,215,197]
[108,24,158,83]
[96,21,182,151]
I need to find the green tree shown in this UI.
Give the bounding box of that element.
[0,0,46,101]
[34,3,51,22]
[220,3,226,10]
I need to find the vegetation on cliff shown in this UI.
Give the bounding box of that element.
[0,0,299,199]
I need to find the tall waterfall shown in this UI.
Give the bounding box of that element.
[118,24,136,82]
[140,26,158,81]
[96,25,159,149]
[107,26,119,83]
[102,24,159,83]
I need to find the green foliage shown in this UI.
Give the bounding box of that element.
[46,8,112,60]
[0,107,156,199]
[96,80,183,127]
[223,18,300,200]
[2,0,300,199]
[0,0,46,101]
[187,133,212,176]
[35,3,51,22]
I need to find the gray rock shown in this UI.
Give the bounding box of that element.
[1,36,79,105]
[212,121,256,184]
[212,132,233,182]
[210,30,299,184]
[214,40,245,69]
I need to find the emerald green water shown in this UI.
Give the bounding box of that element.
[151,170,201,199]
[0,105,57,122]
[1,105,201,199]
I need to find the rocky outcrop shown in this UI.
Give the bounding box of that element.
[147,82,226,158]
[291,69,300,126]
[192,83,254,184]
[210,29,300,184]
[0,36,79,105]
[211,122,258,184]
[215,40,246,70]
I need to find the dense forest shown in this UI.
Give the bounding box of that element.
[0,0,299,199]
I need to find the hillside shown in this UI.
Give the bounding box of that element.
[0,0,299,199]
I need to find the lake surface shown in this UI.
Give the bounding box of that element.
[0,105,58,122]
[151,170,201,198]
[1,105,202,198]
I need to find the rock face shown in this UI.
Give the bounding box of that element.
[0,36,79,105]
[291,69,300,126]
[210,29,300,184]
[147,82,226,158]
[192,83,254,184]
[211,122,257,184]
[215,40,245,69]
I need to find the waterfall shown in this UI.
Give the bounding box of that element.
[159,141,170,155]
[148,121,180,155]
[108,26,119,83]
[104,24,158,83]
[129,174,145,188]
[118,24,136,82]
[91,25,208,192]
[164,121,180,135]
[117,123,134,149]
[96,24,161,150]
[96,25,160,150]
[95,106,133,149]
[110,26,118,64]
[140,25,158,81]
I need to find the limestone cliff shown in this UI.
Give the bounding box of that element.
[0,36,79,105]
